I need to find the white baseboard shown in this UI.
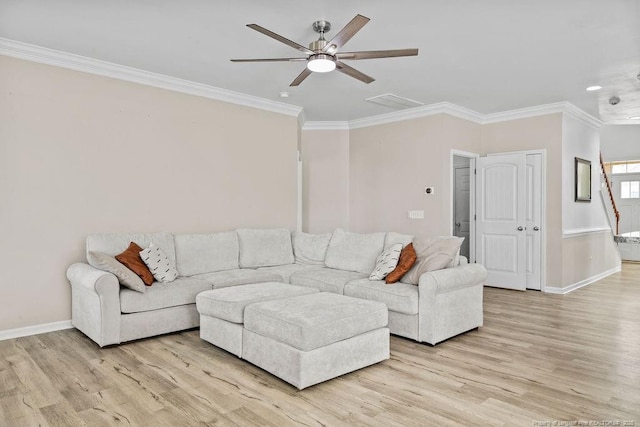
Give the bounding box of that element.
[0,320,73,341]
[544,265,621,294]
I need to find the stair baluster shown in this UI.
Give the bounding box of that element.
[600,153,620,235]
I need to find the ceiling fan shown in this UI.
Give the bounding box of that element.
[231,14,419,87]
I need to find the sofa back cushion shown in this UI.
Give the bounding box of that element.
[86,232,176,266]
[384,232,413,250]
[237,228,294,268]
[400,236,464,284]
[292,231,331,265]
[174,232,239,276]
[324,228,386,274]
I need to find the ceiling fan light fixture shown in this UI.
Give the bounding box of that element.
[307,54,336,73]
[234,14,417,86]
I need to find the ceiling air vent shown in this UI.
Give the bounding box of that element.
[365,93,424,110]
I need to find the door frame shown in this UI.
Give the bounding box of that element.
[450,149,479,263]
[486,149,547,292]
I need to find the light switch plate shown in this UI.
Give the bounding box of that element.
[407,210,425,219]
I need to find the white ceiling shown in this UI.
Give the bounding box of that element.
[1,0,639,122]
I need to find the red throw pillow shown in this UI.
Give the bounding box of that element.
[385,243,417,284]
[115,242,154,286]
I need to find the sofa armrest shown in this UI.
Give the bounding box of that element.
[418,263,486,296]
[67,263,120,295]
[417,263,486,344]
[66,263,121,347]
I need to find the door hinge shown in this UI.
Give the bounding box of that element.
[474,169,477,175]
[474,214,477,220]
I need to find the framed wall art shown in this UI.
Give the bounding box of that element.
[575,157,591,202]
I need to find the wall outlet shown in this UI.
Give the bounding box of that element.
[407,210,425,219]
[425,187,435,195]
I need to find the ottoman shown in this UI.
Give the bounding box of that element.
[242,292,390,389]
[196,282,319,357]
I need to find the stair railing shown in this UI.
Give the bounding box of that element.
[600,153,620,235]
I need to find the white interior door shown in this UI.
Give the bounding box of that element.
[454,166,471,258]
[525,154,542,290]
[476,154,527,290]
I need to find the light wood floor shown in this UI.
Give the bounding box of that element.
[2,265,639,427]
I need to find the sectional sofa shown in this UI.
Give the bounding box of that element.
[66,228,487,348]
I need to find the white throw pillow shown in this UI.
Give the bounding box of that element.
[86,231,176,265]
[139,243,178,283]
[87,251,147,293]
[369,243,403,281]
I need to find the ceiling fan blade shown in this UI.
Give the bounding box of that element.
[290,68,312,86]
[231,57,307,62]
[336,48,419,60]
[247,24,314,55]
[335,61,374,84]
[323,14,370,53]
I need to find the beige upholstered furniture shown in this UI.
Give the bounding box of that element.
[242,292,389,389]
[67,228,486,347]
[196,282,319,357]
[197,285,390,389]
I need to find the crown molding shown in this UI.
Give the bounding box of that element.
[302,121,350,131]
[483,101,603,129]
[303,101,602,131]
[0,38,602,128]
[482,102,568,124]
[348,102,485,129]
[560,102,604,129]
[0,38,303,117]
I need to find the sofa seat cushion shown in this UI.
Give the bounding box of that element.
[344,279,419,315]
[289,267,366,294]
[244,292,388,351]
[256,264,324,284]
[190,269,282,289]
[196,282,319,324]
[120,277,212,314]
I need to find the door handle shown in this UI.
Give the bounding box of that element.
[517,226,524,231]
[455,222,461,227]
[533,226,540,231]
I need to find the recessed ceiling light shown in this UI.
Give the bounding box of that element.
[586,85,602,91]
[629,116,640,120]
[279,91,290,98]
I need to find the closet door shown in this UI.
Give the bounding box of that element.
[476,154,527,290]
[525,154,542,290]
